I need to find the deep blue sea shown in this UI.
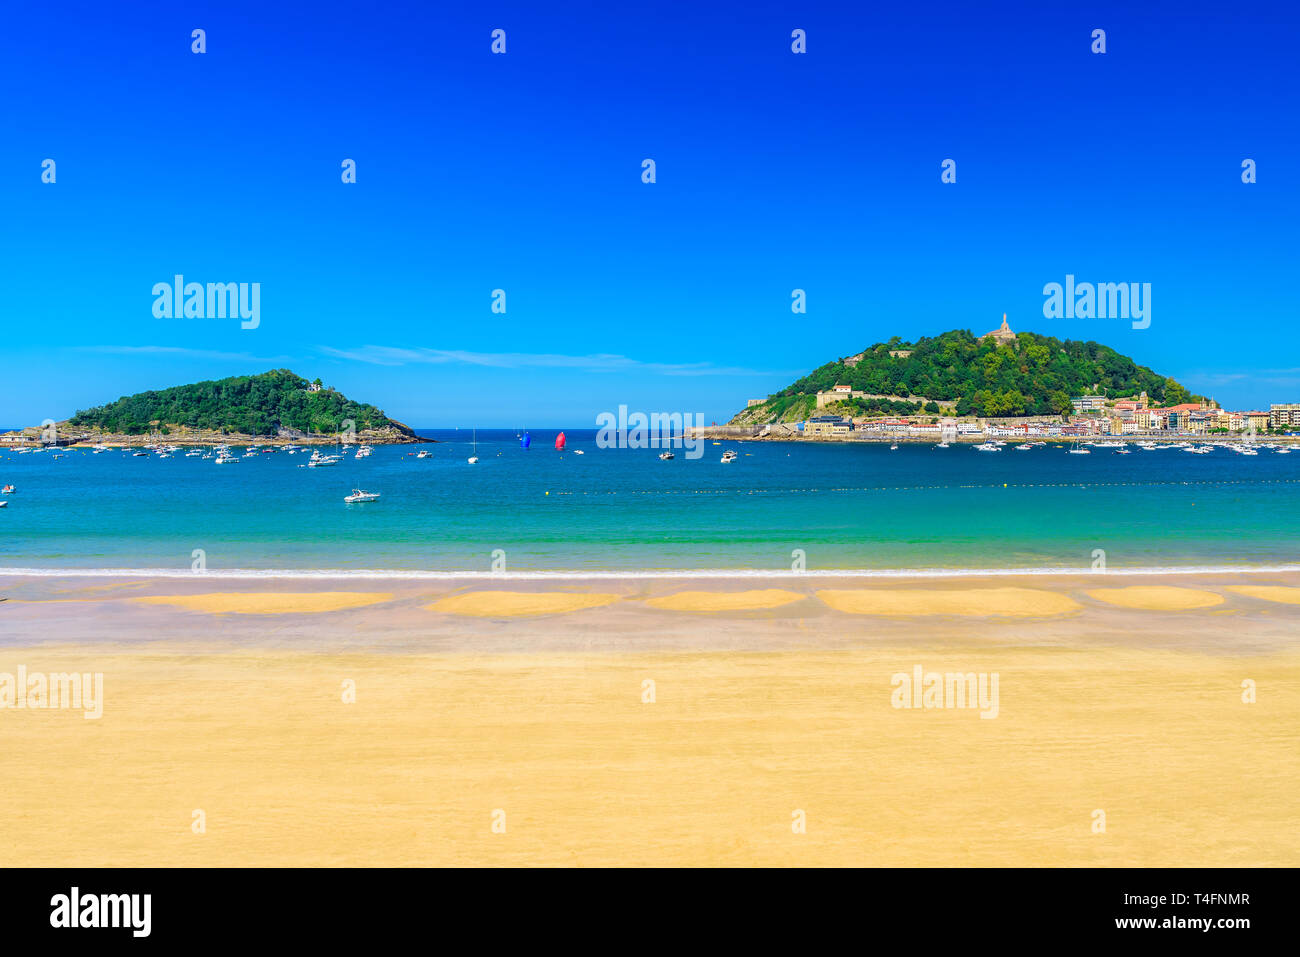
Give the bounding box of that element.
[2,430,1298,577]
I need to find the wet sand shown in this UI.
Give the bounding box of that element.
[2,570,1298,865]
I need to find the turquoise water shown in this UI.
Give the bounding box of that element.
[2,430,1298,575]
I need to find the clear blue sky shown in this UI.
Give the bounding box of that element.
[2,0,1296,426]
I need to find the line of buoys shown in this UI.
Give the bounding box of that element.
[547,477,1300,497]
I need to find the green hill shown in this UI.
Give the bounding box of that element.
[68,369,418,439]
[732,329,1203,424]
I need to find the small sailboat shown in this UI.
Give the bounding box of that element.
[555,432,566,452]
[344,489,381,503]
[1068,442,1091,454]
[468,429,479,464]
[521,431,531,450]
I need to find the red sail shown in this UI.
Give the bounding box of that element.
[555,432,566,450]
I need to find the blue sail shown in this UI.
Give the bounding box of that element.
[521,431,531,449]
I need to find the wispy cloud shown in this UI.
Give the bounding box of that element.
[1180,368,1300,404]
[79,345,291,364]
[317,345,791,377]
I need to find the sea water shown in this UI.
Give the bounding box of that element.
[2,430,1298,576]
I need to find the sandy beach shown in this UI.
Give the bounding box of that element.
[2,569,1298,866]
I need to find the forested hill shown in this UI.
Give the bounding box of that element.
[68,369,416,438]
[733,329,1203,423]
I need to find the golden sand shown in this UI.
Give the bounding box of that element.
[816,586,1080,617]
[130,592,394,614]
[644,589,806,612]
[1226,586,1300,605]
[2,646,1296,867]
[429,590,619,617]
[1086,586,1225,611]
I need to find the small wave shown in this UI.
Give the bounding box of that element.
[2,564,1298,580]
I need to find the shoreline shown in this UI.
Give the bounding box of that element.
[5,567,1299,650]
[693,431,1300,445]
[5,564,1300,580]
[1,435,430,448]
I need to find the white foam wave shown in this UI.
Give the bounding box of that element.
[2,564,1297,581]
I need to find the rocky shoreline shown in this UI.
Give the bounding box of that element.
[688,427,1299,445]
[0,421,432,447]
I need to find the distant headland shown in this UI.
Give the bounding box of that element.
[0,369,428,447]
[717,323,1297,442]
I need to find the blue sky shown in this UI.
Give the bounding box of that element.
[2,0,1296,426]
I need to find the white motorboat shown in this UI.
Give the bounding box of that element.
[659,451,674,460]
[721,450,738,463]
[416,450,431,459]
[215,455,239,464]
[344,489,380,503]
